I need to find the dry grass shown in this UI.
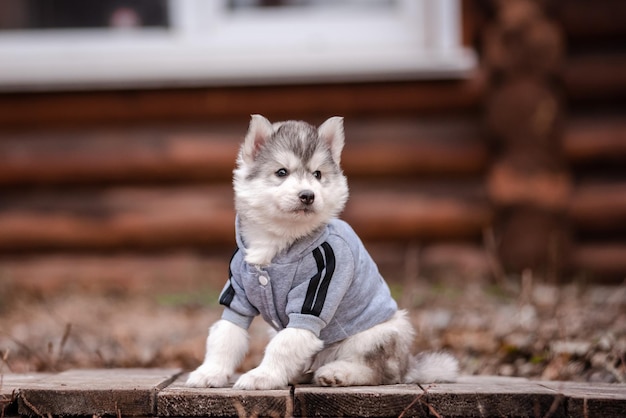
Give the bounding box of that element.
[0,248,624,383]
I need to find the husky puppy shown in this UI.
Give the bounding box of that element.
[186,115,458,390]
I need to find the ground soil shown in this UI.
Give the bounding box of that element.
[1,250,624,383]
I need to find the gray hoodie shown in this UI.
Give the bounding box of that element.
[219,218,398,345]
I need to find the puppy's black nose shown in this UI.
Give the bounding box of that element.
[299,190,315,205]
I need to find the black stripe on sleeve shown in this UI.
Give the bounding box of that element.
[219,247,239,308]
[219,280,236,307]
[302,247,325,315]
[301,242,336,317]
[311,242,336,316]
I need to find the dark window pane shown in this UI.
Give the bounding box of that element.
[0,0,169,30]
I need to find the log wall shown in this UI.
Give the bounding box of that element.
[0,0,625,284]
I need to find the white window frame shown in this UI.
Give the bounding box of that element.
[0,0,476,91]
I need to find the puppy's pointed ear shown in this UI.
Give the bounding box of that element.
[318,116,345,164]
[241,114,274,164]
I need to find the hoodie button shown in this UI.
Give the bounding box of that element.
[259,274,269,286]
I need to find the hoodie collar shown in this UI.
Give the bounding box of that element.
[235,215,329,265]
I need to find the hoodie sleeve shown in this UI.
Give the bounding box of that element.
[219,249,258,330]
[285,236,356,337]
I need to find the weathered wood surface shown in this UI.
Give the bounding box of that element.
[158,377,293,418]
[2,370,626,417]
[15,368,180,417]
[542,380,626,417]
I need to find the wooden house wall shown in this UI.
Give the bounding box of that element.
[0,0,624,286]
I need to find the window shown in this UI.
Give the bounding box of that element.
[0,0,475,91]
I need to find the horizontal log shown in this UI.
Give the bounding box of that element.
[563,117,626,164]
[564,53,626,102]
[0,182,491,252]
[570,243,626,280]
[554,0,626,45]
[343,183,491,241]
[569,182,626,233]
[0,119,486,185]
[0,244,492,296]
[0,127,240,185]
[0,80,483,127]
[343,118,486,178]
[487,162,572,209]
[0,252,232,296]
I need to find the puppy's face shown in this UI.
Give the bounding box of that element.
[234,116,348,233]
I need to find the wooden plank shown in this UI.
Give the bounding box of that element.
[541,381,626,418]
[0,182,491,251]
[4,372,626,418]
[1,373,51,418]
[415,376,567,418]
[294,385,428,418]
[0,80,482,127]
[17,368,180,417]
[0,118,485,185]
[295,377,566,418]
[157,374,292,417]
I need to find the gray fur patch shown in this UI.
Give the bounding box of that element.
[363,336,410,385]
[244,120,339,181]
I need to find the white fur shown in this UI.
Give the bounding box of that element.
[186,115,459,390]
[233,328,323,390]
[186,319,249,387]
[404,351,460,384]
[311,310,412,386]
[233,115,348,266]
[312,310,458,386]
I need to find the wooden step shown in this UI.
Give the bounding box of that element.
[0,119,485,186]
[0,182,491,252]
[4,370,626,417]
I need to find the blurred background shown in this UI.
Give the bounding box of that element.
[0,0,624,381]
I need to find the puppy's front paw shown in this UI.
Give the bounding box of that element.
[185,365,230,388]
[233,367,287,390]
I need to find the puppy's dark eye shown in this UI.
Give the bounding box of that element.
[313,170,322,180]
[276,168,289,177]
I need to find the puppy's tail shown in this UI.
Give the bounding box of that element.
[404,351,459,384]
